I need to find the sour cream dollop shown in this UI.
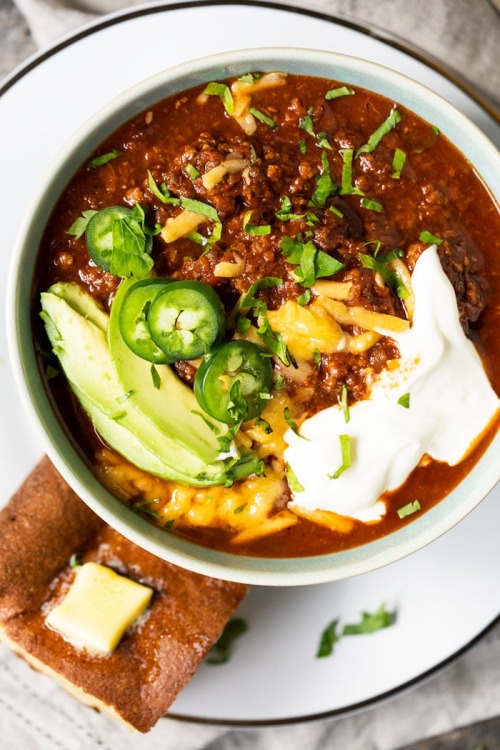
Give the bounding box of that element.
[284,246,500,522]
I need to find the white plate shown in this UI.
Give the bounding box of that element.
[1,0,499,726]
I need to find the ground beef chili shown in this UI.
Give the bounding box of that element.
[34,71,500,558]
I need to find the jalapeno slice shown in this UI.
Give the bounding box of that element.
[194,340,272,424]
[147,280,225,361]
[85,205,152,272]
[118,278,172,363]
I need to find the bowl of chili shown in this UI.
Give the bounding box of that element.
[8,47,500,585]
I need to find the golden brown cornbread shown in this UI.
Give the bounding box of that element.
[0,457,248,732]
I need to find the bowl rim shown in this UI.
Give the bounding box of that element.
[7,46,500,586]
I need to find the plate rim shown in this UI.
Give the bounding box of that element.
[1,0,499,729]
[1,0,498,124]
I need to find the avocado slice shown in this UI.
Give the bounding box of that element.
[107,279,226,464]
[40,288,227,486]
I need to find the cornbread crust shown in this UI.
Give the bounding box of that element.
[0,457,248,732]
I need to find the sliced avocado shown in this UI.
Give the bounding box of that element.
[108,279,226,465]
[40,288,226,486]
[48,281,109,331]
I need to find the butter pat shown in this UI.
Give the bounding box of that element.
[46,562,153,654]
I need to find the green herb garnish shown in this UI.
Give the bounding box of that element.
[342,603,395,635]
[243,210,271,236]
[397,499,421,519]
[109,203,156,279]
[147,170,180,205]
[67,210,98,240]
[256,417,272,434]
[299,139,307,155]
[203,81,234,115]
[340,383,350,423]
[391,148,407,179]
[316,620,340,658]
[328,434,351,479]
[325,86,355,100]
[419,230,443,246]
[397,393,410,409]
[360,197,383,213]
[69,553,82,569]
[185,163,200,180]
[239,276,283,310]
[340,148,364,196]
[233,503,247,515]
[134,498,163,519]
[299,109,316,137]
[284,406,301,436]
[286,463,305,492]
[329,204,344,219]
[249,107,277,129]
[359,251,408,299]
[275,196,305,222]
[206,618,248,665]
[356,108,402,157]
[297,289,313,306]
[280,235,344,287]
[309,149,337,207]
[87,149,121,170]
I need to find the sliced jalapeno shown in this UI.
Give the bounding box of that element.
[118,278,172,363]
[85,205,153,272]
[147,280,225,361]
[194,340,272,424]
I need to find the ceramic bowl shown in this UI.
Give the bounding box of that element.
[7,48,500,585]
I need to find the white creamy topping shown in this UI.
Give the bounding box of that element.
[284,246,499,522]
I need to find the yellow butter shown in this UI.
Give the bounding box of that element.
[46,562,153,655]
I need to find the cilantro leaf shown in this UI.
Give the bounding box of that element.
[342,604,396,635]
[356,108,402,157]
[87,149,121,170]
[206,618,248,665]
[67,210,98,240]
[316,620,340,658]
[203,82,234,115]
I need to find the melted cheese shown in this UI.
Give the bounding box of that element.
[285,246,500,522]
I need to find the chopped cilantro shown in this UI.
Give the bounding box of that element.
[134,498,163,519]
[356,108,402,157]
[328,434,351,479]
[185,163,200,180]
[309,149,337,207]
[87,149,121,170]
[280,235,344,287]
[276,196,305,222]
[342,603,395,635]
[206,618,248,665]
[340,383,350,423]
[297,289,313,306]
[359,251,408,299]
[325,86,355,100]
[286,463,305,492]
[397,393,410,409]
[397,500,421,519]
[391,148,407,179]
[67,210,98,240]
[340,148,364,196]
[203,81,234,115]
[147,170,180,205]
[313,348,322,370]
[250,107,277,129]
[419,230,443,246]
[360,197,383,213]
[243,210,271,236]
[316,620,340,658]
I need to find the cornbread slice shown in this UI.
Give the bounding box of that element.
[0,457,248,732]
